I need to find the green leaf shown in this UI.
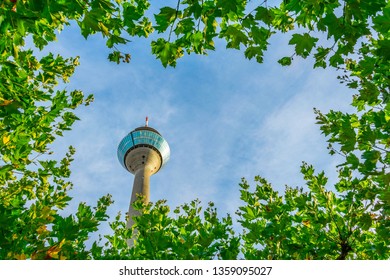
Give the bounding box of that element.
[359,213,373,231]
[191,31,204,53]
[106,35,129,48]
[314,47,331,68]
[373,6,390,34]
[244,46,264,63]
[154,6,178,33]
[151,38,183,67]
[346,153,360,169]
[223,25,248,49]
[289,33,319,58]
[278,56,292,66]
[375,39,390,60]
[255,6,274,25]
[362,150,381,171]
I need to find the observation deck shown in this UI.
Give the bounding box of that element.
[117,126,170,173]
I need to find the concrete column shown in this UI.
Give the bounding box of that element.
[125,148,161,246]
[126,167,151,247]
[126,167,150,229]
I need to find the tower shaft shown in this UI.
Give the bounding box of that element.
[125,147,161,232]
[126,167,150,229]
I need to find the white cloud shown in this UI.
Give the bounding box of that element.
[250,66,352,190]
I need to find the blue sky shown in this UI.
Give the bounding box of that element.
[43,13,354,237]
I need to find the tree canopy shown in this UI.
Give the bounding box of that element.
[0,0,389,259]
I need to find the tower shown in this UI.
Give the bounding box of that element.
[117,117,170,231]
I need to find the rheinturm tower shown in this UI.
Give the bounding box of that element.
[117,117,170,231]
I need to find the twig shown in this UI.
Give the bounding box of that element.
[168,0,181,42]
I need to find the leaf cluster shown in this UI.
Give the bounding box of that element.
[0,0,115,260]
[237,164,388,260]
[92,199,239,260]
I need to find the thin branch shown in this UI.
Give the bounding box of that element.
[197,0,204,31]
[242,0,269,21]
[168,0,181,42]
[330,146,347,158]
[374,145,389,153]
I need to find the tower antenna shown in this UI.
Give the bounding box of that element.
[145,116,149,127]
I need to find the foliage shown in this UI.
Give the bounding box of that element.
[91,198,239,259]
[238,166,388,260]
[0,0,389,259]
[0,0,121,259]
